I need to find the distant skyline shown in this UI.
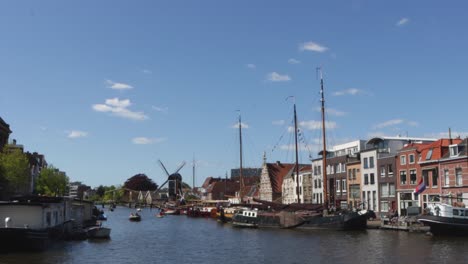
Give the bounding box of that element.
[1,1,467,188]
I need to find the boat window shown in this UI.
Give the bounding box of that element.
[453,209,459,216]
[460,210,465,217]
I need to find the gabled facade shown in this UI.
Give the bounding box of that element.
[259,161,295,203]
[311,158,323,204]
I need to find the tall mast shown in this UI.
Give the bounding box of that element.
[319,68,328,208]
[238,113,244,202]
[192,154,195,190]
[294,102,301,204]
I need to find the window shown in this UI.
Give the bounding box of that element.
[450,145,459,157]
[46,212,51,227]
[400,171,407,185]
[400,155,406,165]
[456,168,463,186]
[380,183,389,197]
[372,191,376,211]
[432,171,438,187]
[353,168,357,180]
[364,174,369,185]
[369,157,374,168]
[444,169,449,186]
[370,173,375,184]
[380,201,389,212]
[380,165,386,177]
[409,154,415,164]
[410,170,417,185]
[426,149,433,160]
[341,163,346,172]
[389,183,395,197]
[388,164,394,176]
[336,180,341,194]
[342,179,347,193]
[364,158,369,169]
[348,169,352,180]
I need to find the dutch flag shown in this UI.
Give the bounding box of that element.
[414,178,426,195]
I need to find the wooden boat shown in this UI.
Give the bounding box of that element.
[86,225,111,239]
[129,213,141,222]
[417,201,468,235]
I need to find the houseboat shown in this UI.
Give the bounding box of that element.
[0,196,67,251]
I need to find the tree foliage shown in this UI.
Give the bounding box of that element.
[35,165,69,196]
[0,147,30,195]
[124,174,158,191]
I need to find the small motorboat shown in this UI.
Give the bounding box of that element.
[129,213,141,222]
[86,225,111,239]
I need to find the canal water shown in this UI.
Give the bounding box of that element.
[1,206,468,264]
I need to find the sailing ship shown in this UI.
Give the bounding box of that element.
[297,68,368,230]
[231,113,305,228]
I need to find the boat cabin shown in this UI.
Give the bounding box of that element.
[426,202,468,218]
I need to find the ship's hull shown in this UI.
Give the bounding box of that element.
[298,211,368,230]
[417,215,468,236]
[0,227,50,252]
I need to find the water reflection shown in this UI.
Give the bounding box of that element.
[1,207,468,264]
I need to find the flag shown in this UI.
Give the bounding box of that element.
[414,178,426,195]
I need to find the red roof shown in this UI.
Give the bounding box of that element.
[266,163,310,194]
[419,138,463,162]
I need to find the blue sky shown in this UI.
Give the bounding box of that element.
[1,1,467,188]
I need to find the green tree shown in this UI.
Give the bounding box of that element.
[35,165,69,196]
[124,174,158,191]
[0,147,30,196]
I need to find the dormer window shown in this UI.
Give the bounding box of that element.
[450,145,459,157]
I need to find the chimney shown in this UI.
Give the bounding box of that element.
[449,128,453,145]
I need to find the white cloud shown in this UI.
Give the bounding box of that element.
[67,130,88,139]
[142,69,152,74]
[279,143,312,152]
[272,120,285,126]
[373,119,404,129]
[232,122,249,129]
[333,88,362,96]
[106,80,134,90]
[152,106,168,113]
[247,64,256,69]
[425,131,468,139]
[299,41,328,52]
[288,58,301,64]
[132,137,166,145]
[373,119,420,129]
[267,72,291,82]
[299,120,337,130]
[92,98,148,121]
[396,18,409,26]
[315,107,347,116]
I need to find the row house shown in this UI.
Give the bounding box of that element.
[312,140,366,208]
[282,165,311,204]
[347,160,362,209]
[395,142,429,216]
[364,136,435,216]
[439,138,468,204]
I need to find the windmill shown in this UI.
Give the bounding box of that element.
[157,160,186,201]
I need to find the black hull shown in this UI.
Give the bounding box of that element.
[232,212,304,229]
[417,215,468,236]
[298,211,368,230]
[0,228,50,252]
